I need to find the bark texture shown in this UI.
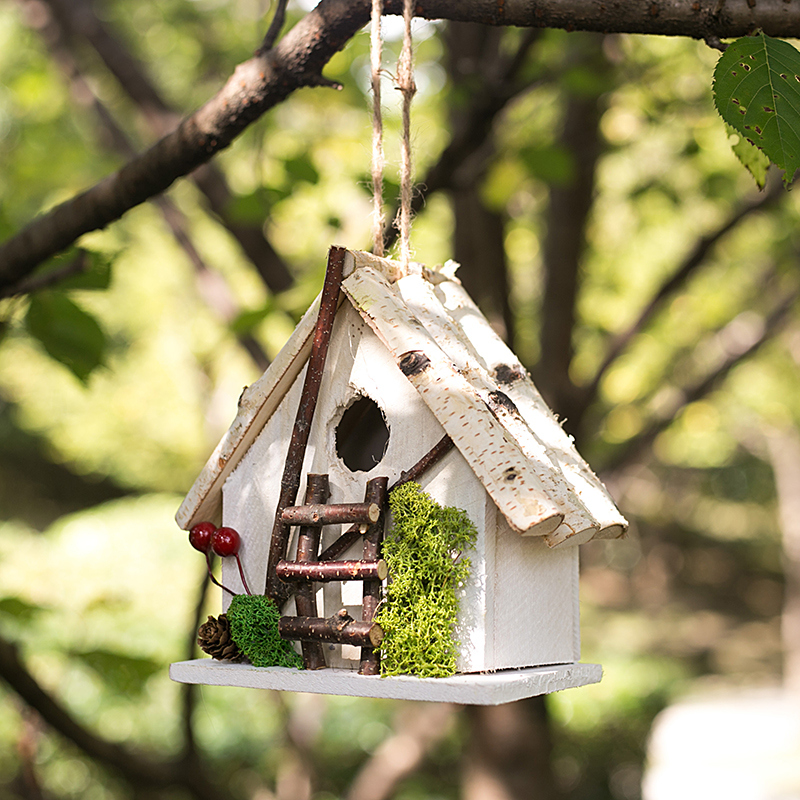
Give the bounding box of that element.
[5,0,800,286]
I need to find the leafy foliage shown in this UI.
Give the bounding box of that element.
[713,32,800,183]
[226,594,304,669]
[376,482,477,679]
[24,291,106,383]
[69,647,161,696]
[0,596,49,623]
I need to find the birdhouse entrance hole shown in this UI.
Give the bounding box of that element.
[335,395,390,472]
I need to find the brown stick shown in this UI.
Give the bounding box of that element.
[317,435,454,562]
[360,476,388,675]
[294,473,329,670]
[279,614,384,648]
[276,559,388,582]
[265,246,346,601]
[389,434,455,492]
[281,502,380,527]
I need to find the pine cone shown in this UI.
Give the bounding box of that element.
[198,613,245,662]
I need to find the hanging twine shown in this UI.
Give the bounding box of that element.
[369,0,416,270]
[397,0,417,272]
[370,0,385,257]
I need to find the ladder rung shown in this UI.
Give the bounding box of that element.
[281,502,380,527]
[276,559,388,582]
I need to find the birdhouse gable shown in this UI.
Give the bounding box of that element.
[176,249,626,550]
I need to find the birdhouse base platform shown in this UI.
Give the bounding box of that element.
[169,659,602,705]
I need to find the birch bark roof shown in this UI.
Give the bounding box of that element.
[176,249,627,548]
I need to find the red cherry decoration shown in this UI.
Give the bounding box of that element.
[212,526,241,558]
[189,522,216,553]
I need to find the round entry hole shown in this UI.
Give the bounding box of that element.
[336,395,390,472]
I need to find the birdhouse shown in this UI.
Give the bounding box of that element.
[170,246,627,705]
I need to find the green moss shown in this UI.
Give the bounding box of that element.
[376,482,477,678]
[226,594,304,669]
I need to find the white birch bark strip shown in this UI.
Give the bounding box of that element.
[342,265,563,536]
[397,272,598,541]
[434,277,628,545]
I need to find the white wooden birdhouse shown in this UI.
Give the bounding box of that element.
[170,247,627,705]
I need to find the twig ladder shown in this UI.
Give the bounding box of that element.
[275,474,389,674]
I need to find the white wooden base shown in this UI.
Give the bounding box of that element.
[169,659,602,705]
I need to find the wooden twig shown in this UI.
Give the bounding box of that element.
[389,434,454,492]
[276,559,388,582]
[294,473,329,670]
[265,246,346,601]
[279,612,384,648]
[282,502,380,527]
[258,0,290,53]
[360,476,388,675]
[316,435,454,563]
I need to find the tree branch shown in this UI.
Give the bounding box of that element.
[22,8,271,369]
[583,177,785,409]
[179,571,212,763]
[534,33,608,431]
[602,282,800,472]
[383,27,543,253]
[0,631,234,800]
[0,251,88,299]
[33,0,294,293]
[259,0,290,53]
[345,703,457,800]
[5,0,797,288]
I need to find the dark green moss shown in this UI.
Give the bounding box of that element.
[376,482,477,678]
[226,594,304,669]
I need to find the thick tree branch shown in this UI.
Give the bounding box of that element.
[5,0,798,287]
[33,0,294,293]
[21,10,271,370]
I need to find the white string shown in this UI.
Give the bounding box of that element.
[397,0,417,272]
[370,0,384,257]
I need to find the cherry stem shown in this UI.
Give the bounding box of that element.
[204,553,237,597]
[234,554,253,596]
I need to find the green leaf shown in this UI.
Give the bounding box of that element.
[70,648,161,696]
[226,190,275,224]
[0,596,49,622]
[520,144,576,186]
[25,292,107,383]
[230,299,274,335]
[726,123,772,188]
[713,32,800,183]
[284,155,319,185]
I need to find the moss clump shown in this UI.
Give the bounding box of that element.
[376,482,477,678]
[226,594,304,669]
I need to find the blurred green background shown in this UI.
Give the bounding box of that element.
[1,2,799,798]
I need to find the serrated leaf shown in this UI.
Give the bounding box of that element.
[0,596,49,622]
[70,648,161,696]
[25,292,107,383]
[725,123,771,188]
[713,32,800,183]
